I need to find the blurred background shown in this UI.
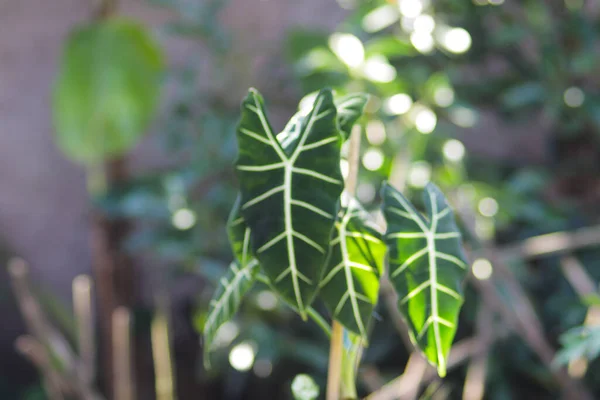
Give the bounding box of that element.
[2,0,600,399]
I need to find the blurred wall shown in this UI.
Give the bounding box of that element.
[0,0,343,393]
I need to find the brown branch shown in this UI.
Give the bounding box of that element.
[496,225,600,261]
[9,259,104,400]
[112,307,134,400]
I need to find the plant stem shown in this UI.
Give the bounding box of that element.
[112,307,133,400]
[327,126,362,400]
[73,275,96,387]
[152,294,176,400]
[326,322,344,400]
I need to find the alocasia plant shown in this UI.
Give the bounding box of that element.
[202,88,469,397]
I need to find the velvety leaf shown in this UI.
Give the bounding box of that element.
[235,88,343,317]
[227,195,253,267]
[336,94,369,140]
[278,93,368,147]
[202,260,258,367]
[53,19,164,164]
[320,198,385,340]
[381,182,468,377]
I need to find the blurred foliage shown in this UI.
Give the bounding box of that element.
[39,0,600,398]
[53,19,164,166]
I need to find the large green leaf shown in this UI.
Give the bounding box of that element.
[319,197,385,340]
[381,182,468,377]
[235,88,343,317]
[202,259,258,367]
[53,19,164,165]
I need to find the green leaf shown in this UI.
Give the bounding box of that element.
[291,374,320,400]
[336,94,369,140]
[227,195,253,267]
[202,260,258,368]
[319,198,385,340]
[235,88,343,317]
[341,330,362,399]
[555,326,600,366]
[278,92,368,146]
[364,36,415,59]
[381,182,468,377]
[53,19,164,165]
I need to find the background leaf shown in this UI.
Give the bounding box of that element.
[202,260,258,368]
[53,19,164,165]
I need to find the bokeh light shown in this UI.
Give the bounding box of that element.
[399,0,423,18]
[450,107,477,128]
[414,108,437,133]
[329,33,365,68]
[362,5,399,33]
[472,258,493,280]
[443,139,466,162]
[478,197,499,217]
[357,182,376,203]
[564,87,585,108]
[172,208,196,230]
[411,31,435,53]
[362,56,397,82]
[362,148,385,171]
[442,28,472,54]
[253,359,273,378]
[229,342,256,372]
[366,120,387,145]
[408,161,431,187]
[434,87,455,107]
[256,290,278,311]
[384,93,413,115]
[413,14,435,33]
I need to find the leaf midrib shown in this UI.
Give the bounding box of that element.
[390,189,445,373]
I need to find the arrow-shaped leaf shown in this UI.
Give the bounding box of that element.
[203,199,258,367]
[235,88,343,316]
[381,182,468,377]
[202,259,258,367]
[319,197,385,340]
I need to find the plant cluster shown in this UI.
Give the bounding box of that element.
[202,88,469,396]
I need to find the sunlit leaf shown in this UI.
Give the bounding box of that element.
[53,19,164,165]
[336,94,369,140]
[235,88,343,317]
[381,182,468,377]
[278,93,368,147]
[320,198,385,340]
